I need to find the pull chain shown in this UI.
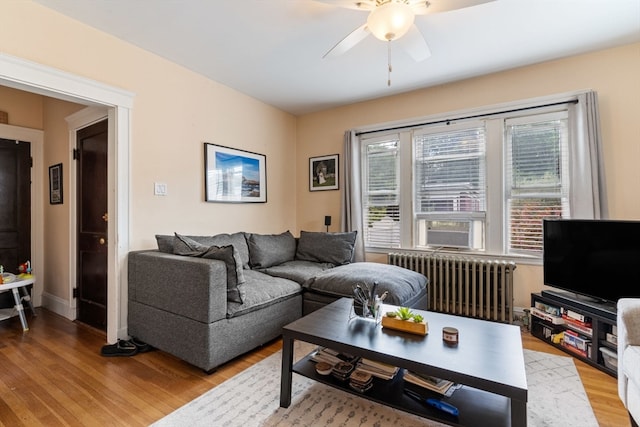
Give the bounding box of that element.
[387,40,392,87]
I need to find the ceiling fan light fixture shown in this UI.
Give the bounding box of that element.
[367,1,415,41]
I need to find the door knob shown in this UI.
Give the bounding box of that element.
[99,238,106,245]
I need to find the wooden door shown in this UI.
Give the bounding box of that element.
[0,138,31,307]
[76,120,108,330]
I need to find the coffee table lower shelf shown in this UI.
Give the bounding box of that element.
[292,354,513,427]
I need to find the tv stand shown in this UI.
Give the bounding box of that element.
[540,290,616,320]
[531,292,617,377]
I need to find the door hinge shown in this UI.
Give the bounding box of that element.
[73,288,78,298]
[30,157,33,168]
[73,148,80,160]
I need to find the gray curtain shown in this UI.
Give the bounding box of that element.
[570,90,608,219]
[341,130,365,262]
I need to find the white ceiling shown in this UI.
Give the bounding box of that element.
[34,0,640,115]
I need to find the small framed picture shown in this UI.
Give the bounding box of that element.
[49,163,63,204]
[204,143,267,203]
[310,154,339,192]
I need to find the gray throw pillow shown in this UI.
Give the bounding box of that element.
[295,231,357,265]
[156,234,223,253]
[155,234,174,253]
[173,233,246,303]
[209,232,251,270]
[246,230,296,268]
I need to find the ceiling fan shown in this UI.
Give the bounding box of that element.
[319,0,495,62]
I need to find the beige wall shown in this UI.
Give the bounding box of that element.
[1,1,298,253]
[0,86,44,128]
[41,98,85,300]
[1,1,297,316]
[296,42,640,309]
[1,1,638,315]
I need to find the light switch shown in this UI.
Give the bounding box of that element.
[154,182,167,196]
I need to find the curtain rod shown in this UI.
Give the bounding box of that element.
[355,99,579,137]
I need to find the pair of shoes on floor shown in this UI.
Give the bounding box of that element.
[100,337,153,357]
[130,337,153,353]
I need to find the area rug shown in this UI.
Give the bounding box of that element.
[152,341,598,427]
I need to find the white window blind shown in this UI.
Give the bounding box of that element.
[413,125,486,248]
[505,112,570,253]
[414,125,486,214]
[362,137,400,248]
[356,92,601,258]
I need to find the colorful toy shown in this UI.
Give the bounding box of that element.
[0,266,14,284]
[18,260,32,278]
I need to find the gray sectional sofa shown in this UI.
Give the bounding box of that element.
[127,231,428,372]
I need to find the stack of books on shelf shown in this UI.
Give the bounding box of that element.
[332,361,355,381]
[348,370,373,393]
[311,347,359,366]
[531,301,564,325]
[558,308,593,357]
[562,329,591,358]
[354,358,400,380]
[561,308,593,336]
[403,371,456,396]
[535,301,561,316]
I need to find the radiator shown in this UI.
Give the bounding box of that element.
[388,252,517,324]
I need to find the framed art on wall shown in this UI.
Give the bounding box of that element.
[49,163,63,204]
[204,143,267,203]
[309,154,339,191]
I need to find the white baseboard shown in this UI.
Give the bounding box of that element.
[41,291,75,320]
[40,292,124,342]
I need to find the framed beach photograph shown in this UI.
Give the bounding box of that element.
[49,163,63,205]
[204,143,267,203]
[309,154,339,191]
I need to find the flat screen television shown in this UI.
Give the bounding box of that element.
[543,219,640,306]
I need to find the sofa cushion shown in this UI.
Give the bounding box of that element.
[258,260,334,285]
[303,262,427,306]
[156,233,250,269]
[246,231,296,268]
[173,233,246,303]
[623,345,640,390]
[226,269,302,318]
[158,234,221,253]
[209,232,251,269]
[155,234,176,253]
[295,231,357,266]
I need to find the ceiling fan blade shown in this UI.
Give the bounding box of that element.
[401,24,431,62]
[411,0,496,15]
[323,23,371,58]
[314,0,375,11]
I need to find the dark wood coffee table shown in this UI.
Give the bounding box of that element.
[280,297,527,427]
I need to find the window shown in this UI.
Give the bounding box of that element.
[357,92,602,259]
[362,136,401,248]
[505,112,569,254]
[414,123,486,250]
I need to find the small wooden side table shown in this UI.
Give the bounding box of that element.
[0,276,36,331]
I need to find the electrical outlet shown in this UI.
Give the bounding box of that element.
[154,182,167,196]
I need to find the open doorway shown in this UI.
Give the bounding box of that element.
[0,54,133,343]
[0,138,31,308]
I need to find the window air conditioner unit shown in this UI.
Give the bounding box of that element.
[426,221,472,249]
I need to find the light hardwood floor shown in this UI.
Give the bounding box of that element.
[0,308,630,426]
